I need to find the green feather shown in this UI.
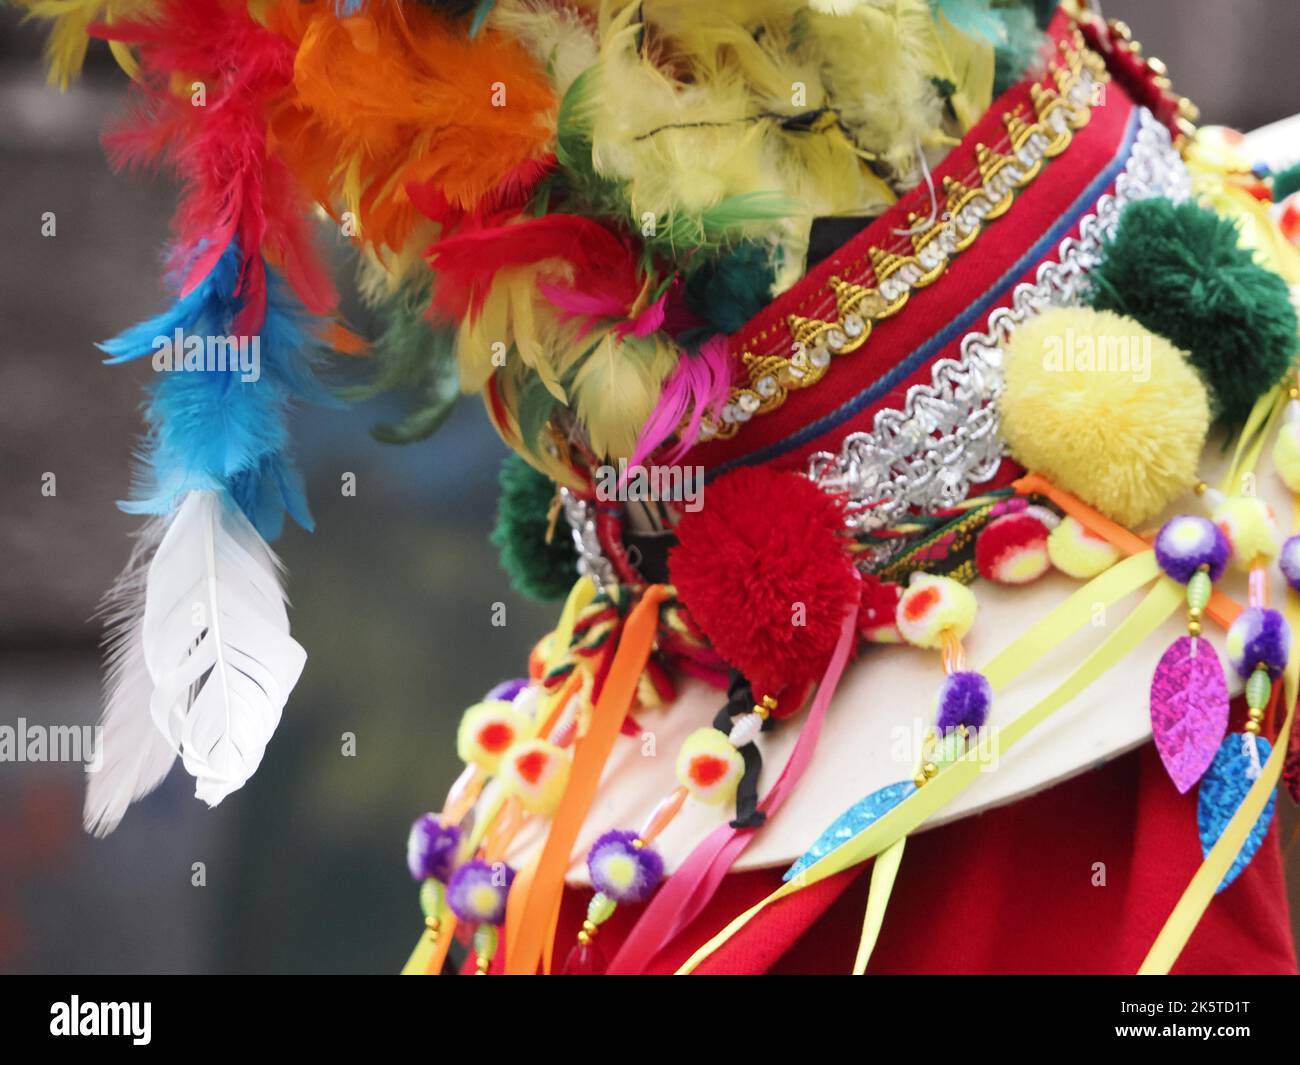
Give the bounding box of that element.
[343,284,461,444]
[491,454,579,602]
[684,242,777,334]
[1273,161,1300,202]
[1087,196,1299,428]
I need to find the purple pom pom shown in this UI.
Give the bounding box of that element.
[936,671,992,733]
[406,815,460,883]
[446,859,516,925]
[1226,607,1290,680]
[1280,536,1300,593]
[485,677,529,703]
[586,830,665,904]
[1154,516,1230,584]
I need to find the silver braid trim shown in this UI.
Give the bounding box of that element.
[809,108,1191,531]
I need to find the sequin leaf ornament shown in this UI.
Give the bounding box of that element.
[1148,516,1232,793]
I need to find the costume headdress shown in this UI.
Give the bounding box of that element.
[21,0,1300,974]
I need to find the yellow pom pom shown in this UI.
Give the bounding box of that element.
[676,728,745,806]
[1047,515,1121,579]
[1272,419,1300,492]
[1213,496,1281,570]
[457,700,533,773]
[896,574,977,650]
[999,308,1209,527]
[498,739,570,814]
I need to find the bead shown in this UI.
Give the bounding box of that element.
[1245,668,1273,711]
[418,877,446,920]
[1186,570,1212,611]
[1187,620,1202,637]
[638,786,688,844]
[1245,720,1262,735]
[472,924,499,966]
[727,711,764,747]
[922,762,939,779]
[1281,535,1300,592]
[577,930,590,946]
[587,891,617,927]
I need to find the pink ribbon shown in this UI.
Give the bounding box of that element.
[605,593,860,974]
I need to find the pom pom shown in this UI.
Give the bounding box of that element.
[1212,496,1281,571]
[1280,535,1300,592]
[586,830,665,904]
[1047,514,1120,578]
[457,700,532,773]
[896,574,977,650]
[936,670,992,733]
[858,573,903,643]
[675,728,745,806]
[497,739,570,814]
[974,512,1051,584]
[406,815,461,883]
[1226,607,1290,680]
[1087,197,1299,427]
[485,677,529,703]
[1272,418,1300,492]
[447,859,515,926]
[1154,515,1231,583]
[999,307,1209,527]
[668,466,859,698]
[490,454,578,602]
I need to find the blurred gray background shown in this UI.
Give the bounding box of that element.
[2,1,1299,973]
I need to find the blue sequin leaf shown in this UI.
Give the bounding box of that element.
[1196,734,1276,894]
[784,781,917,882]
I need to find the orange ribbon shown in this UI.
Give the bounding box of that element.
[504,585,670,974]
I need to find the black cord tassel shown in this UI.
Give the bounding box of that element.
[712,671,768,830]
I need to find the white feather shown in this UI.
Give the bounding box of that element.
[84,518,178,837]
[142,490,306,807]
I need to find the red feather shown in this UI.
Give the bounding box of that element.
[93,0,334,328]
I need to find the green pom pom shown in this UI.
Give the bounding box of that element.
[491,454,579,602]
[1273,161,1300,203]
[1087,197,1299,427]
[684,242,776,336]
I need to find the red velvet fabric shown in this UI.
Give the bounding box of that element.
[525,746,1296,975]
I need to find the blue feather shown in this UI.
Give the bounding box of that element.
[101,244,334,540]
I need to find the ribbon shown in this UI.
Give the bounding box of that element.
[505,584,669,974]
[852,837,906,975]
[1138,490,1300,973]
[608,596,859,975]
[676,577,1184,974]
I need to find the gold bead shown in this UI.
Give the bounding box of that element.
[913,773,928,788]
[1188,607,1202,621]
[577,930,590,946]
[1194,481,1208,496]
[1245,720,1262,735]
[922,762,939,779]
[1187,620,1202,637]
[476,957,490,973]
[424,916,441,933]
[1247,707,1266,722]
[1146,56,1168,77]
[582,920,597,935]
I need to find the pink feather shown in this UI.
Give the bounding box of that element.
[628,334,733,469]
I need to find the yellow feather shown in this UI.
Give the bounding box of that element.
[16,0,153,90]
[489,0,601,96]
[571,332,678,460]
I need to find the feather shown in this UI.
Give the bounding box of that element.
[98,0,335,326]
[142,490,306,807]
[572,331,678,459]
[15,0,155,89]
[266,0,557,255]
[100,244,331,540]
[84,517,177,836]
[628,333,731,467]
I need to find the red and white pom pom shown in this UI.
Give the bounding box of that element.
[974,512,1051,585]
[896,574,977,649]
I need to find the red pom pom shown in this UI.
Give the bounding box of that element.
[668,467,859,698]
[974,513,1051,585]
[858,573,903,643]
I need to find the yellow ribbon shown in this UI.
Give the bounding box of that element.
[852,837,906,975]
[1138,495,1300,973]
[678,575,1184,974]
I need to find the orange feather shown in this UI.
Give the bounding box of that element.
[266,1,557,255]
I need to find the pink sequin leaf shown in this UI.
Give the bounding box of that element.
[1149,636,1230,794]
